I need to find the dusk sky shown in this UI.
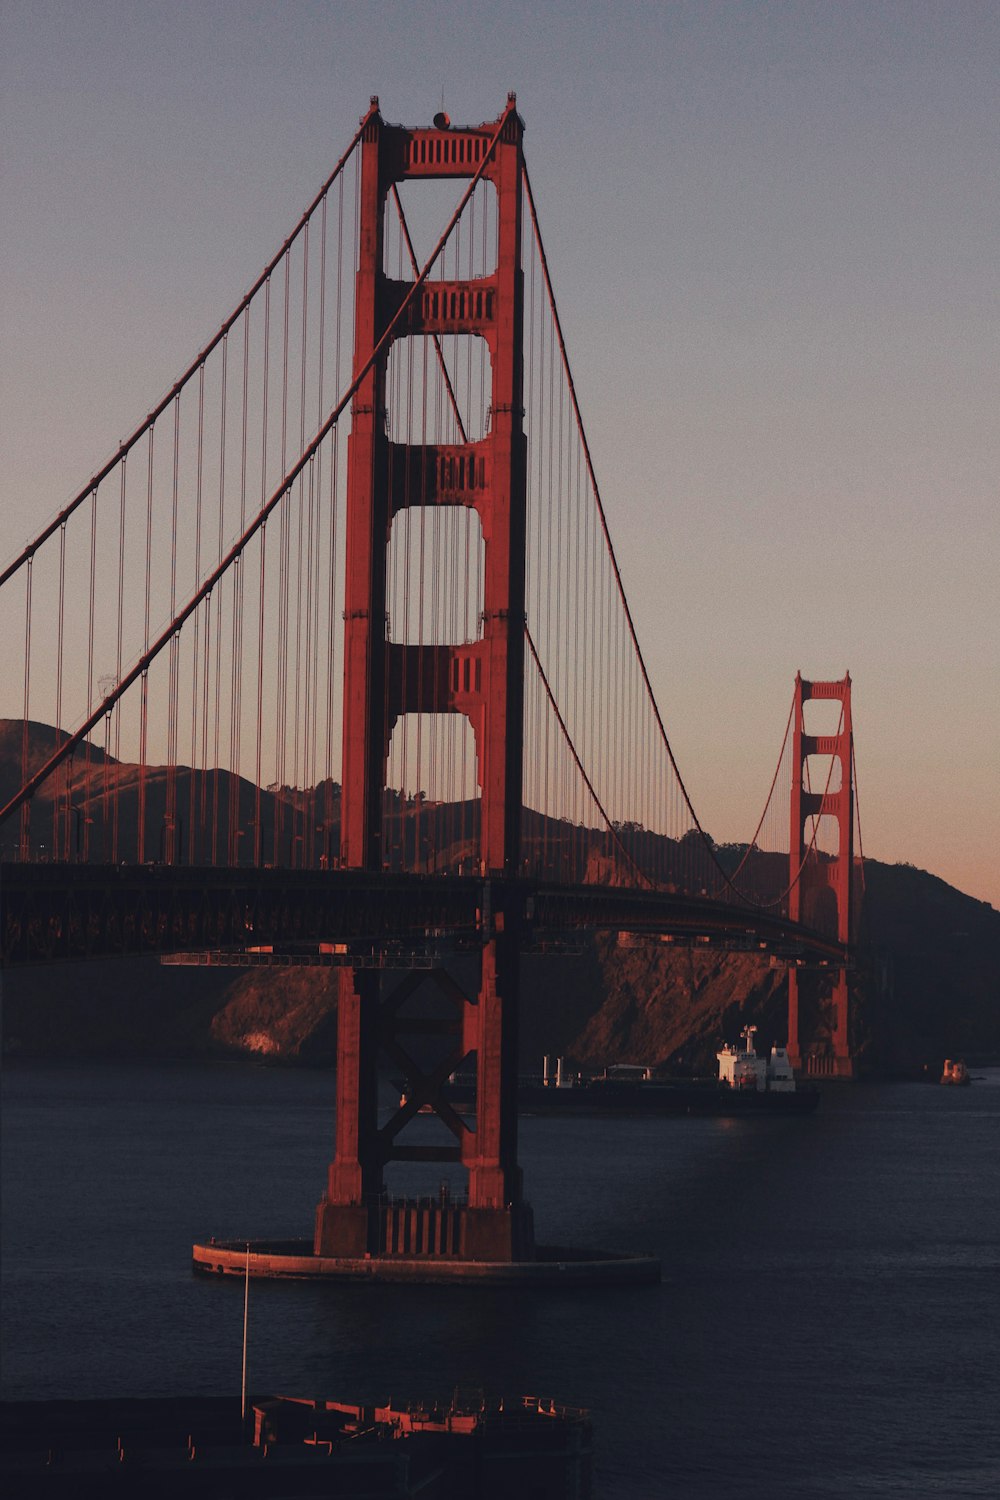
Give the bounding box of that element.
[3,1,998,908]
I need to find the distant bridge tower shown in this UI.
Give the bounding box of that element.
[314,98,532,1261]
[787,673,855,1078]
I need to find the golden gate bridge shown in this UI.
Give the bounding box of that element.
[0,97,863,1273]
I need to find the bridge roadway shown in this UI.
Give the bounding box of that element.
[0,863,848,968]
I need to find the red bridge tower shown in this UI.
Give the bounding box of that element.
[314,98,532,1262]
[787,672,856,1078]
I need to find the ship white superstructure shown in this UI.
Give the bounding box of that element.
[717,1025,797,1092]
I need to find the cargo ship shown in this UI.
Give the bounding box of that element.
[405,1026,820,1117]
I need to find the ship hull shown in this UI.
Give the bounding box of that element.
[440,1079,821,1116]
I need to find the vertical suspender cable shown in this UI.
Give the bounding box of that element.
[54,523,67,859]
[254,277,271,867]
[230,307,252,863]
[275,250,291,864]
[311,193,329,860]
[291,224,309,864]
[20,561,33,858]
[166,395,181,864]
[212,335,228,866]
[138,426,154,865]
[190,366,205,863]
[324,174,345,864]
[112,458,127,862]
[84,489,98,861]
[255,522,267,867]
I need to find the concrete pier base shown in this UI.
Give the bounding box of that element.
[192,1237,661,1286]
[313,1196,535,1262]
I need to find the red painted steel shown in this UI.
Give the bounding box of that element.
[338,104,526,877]
[787,672,855,1077]
[317,99,531,1260]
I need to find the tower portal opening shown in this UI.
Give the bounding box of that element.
[386,506,485,646]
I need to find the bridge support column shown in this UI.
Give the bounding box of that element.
[314,968,381,1257]
[787,967,854,1080]
[830,969,853,1078]
[460,931,534,1261]
[313,931,534,1263]
[786,969,802,1074]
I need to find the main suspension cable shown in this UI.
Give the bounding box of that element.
[0,100,518,831]
[525,625,654,890]
[0,105,376,590]
[522,160,790,910]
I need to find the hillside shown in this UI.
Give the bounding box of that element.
[3,859,997,1075]
[2,721,997,1073]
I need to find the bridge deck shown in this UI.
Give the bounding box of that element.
[0,864,848,967]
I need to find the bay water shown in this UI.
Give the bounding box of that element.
[2,1061,998,1496]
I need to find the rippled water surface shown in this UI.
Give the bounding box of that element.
[3,1062,999,1497]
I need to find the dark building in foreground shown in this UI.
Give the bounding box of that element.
[1,1392,593,1498]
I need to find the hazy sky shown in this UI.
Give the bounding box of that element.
[3,1,998,907]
